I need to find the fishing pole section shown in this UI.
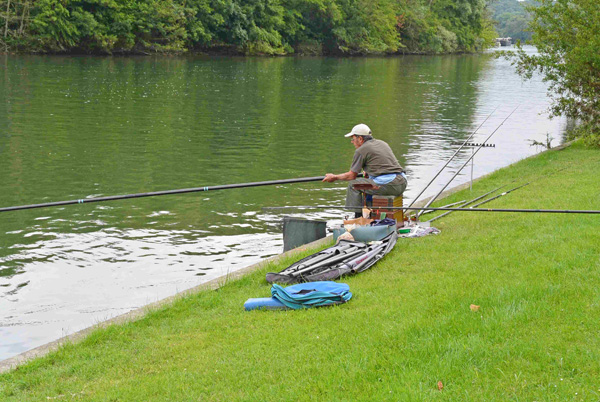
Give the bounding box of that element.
[405,105,499,212]
[263,205,600,215]
[0,174,361,214]
[406,106,519,220]
[0,107,518,219]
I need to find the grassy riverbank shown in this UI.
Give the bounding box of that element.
[1,141,599,400]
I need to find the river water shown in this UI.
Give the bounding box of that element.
[0,47,566,361]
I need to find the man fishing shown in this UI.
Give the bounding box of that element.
[322,123,407,217]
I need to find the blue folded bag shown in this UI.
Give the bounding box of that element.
[244,281,352,311]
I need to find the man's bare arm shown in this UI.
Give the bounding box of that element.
[322,171,358,182]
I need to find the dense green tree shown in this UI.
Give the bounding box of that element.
[490,0,533,41]
[395,0,494,54]
[27,0,190,52]
[1,0,497,54]
[178,0,215,47]
[280,0,400,54]
[280,0,341,52]
[329,0,399,54]
[0,0,32,49]
[30,0,79,50]
[207,0,288,54]
[511,0,600,145]
[496,12,530,41]
[433,0,486,51]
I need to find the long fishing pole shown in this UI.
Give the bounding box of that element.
[263,205,600,214]
[428,182,526,223]
[426,167,568,222]
[416,106,519,219]
[406,105,499,210]
[0,175,360,214]
[420,200,467,215]
[471,182,530,208]
[426,184,507,222]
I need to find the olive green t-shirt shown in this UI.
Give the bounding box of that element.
[349,138,404,177]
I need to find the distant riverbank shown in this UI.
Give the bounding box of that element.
[1,0,495,56]
[1,46,489,57]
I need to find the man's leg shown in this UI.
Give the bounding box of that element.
[345,178,376,214]
[346,175,407,216]
[368,175,407,198]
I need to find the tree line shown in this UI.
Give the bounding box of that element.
[490,0,533,42]
[511,0,599,146]
[0,0,496,54]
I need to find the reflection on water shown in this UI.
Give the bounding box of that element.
[0,48,565,361]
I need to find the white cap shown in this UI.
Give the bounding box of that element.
[344,123,372,137]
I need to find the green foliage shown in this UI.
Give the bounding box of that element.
[395,4,454,53]
[203,0,287,54]
[28,0,190,53]
[179,0,215,47]
[2,0,496,54]
[432,0,487,51]
[329,0,400,54]
[30,0,79,50]
[0,0,34,50]
[497,12,530,41]
[490,0,533,41]
[395,0,495,54]
[478,11,498,47]
[510,0,600,146]
[569,125,600,148]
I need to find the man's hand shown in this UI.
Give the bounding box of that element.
[322,173,337,182]
[323,171,358,182]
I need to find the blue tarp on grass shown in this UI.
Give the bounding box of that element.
[244,281,352,311]
[271,281,352,310]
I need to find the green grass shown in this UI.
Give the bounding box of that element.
[1,142,599,401]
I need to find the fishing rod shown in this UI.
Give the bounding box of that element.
[425,185,505,222]
[406,105,499,210]
[425,167,568,222]
[263,205,600,215]
[427,183,515,223]
[416,106,519,219]
[0,175,362,214]
[471,182,530,208]
[419,200,467,215]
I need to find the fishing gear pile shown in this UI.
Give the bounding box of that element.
[266,231,397,284]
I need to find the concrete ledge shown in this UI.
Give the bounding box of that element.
[0,235,333,373]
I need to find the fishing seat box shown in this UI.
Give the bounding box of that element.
[368,195,404,224]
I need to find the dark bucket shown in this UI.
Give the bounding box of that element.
[282,216,327,252]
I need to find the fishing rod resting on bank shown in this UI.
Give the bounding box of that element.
[0,175,361,214]
[406,105,499,211]
[425,184,508,222]
[262,205,600,215]
[424,167,568,222]
[419,199,467,215]
[415,106,519,219]
[426,181,533,222]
